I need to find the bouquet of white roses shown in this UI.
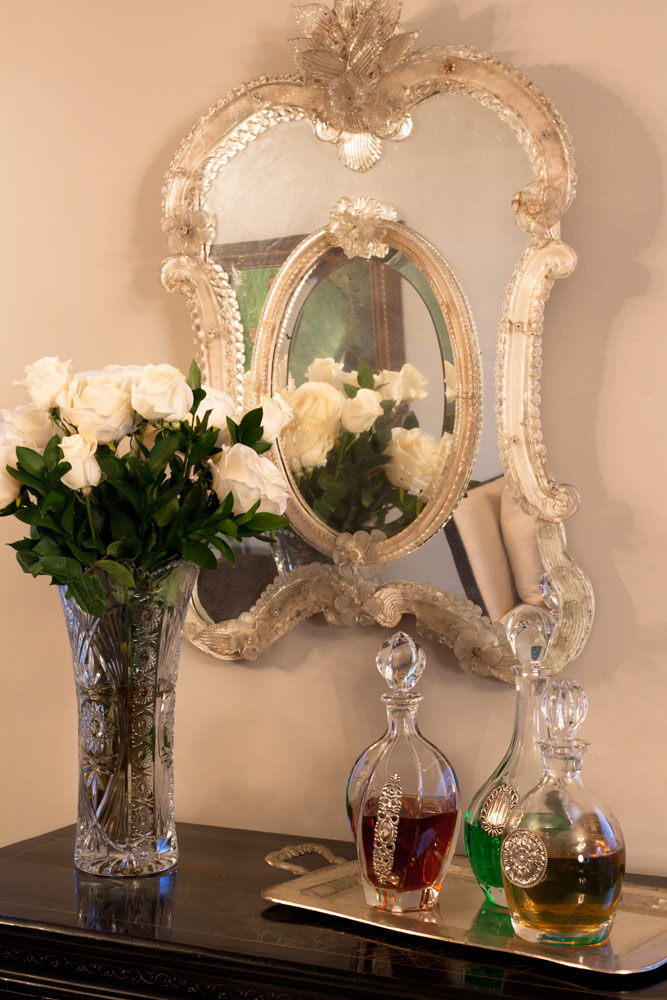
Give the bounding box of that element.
[279,356,455,536]
[0,357,292,615]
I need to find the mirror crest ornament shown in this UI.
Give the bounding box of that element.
[161,0,593,680]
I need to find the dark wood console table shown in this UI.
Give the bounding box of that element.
[1,823,666,999]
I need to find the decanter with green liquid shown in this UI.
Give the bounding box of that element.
[501,679,625,946]
[464,604,555,906]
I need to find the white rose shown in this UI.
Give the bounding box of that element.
[131,364,193,421]
[198,384,238,445]
[375,363,428,404]
[0,404,55,450]
[209,443,288,515]
[0,445,20,507]
[384,427,441,495]
[56,372,135,444]
[14,356,72,410]
[340,388,384,434]
[60,434,102,491]
[259,393,293,443]
[305,357,357,392]
[103,363,146,382]
[444,360,457,406]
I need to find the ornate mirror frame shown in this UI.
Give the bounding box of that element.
[161,9,594,681]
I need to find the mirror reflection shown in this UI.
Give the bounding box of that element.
[275,247,454,537]
[197,90,542,630]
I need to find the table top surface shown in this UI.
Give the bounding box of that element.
[1,823,666,1000]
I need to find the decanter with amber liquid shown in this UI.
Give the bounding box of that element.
[351,631,460,913]
[501,679,625,946]
[464,604,555,906]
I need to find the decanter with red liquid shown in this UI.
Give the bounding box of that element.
[352,631,460,913]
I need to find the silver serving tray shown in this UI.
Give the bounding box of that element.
[262,847,667,977]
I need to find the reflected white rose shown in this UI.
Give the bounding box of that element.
[60,434,102,491]
[444,360,457,406]
[341,388,383,434]
[259,393,293,443]
[0,404,55,450]
[209,443,288,515]
[306,357,357,392]
[199,384,238,444]
[282,381,344,472]
[286,381,344,429]
[375,363,428,404]
[0,445,20,507]
[131,364,193,421]
[384,427,441,494]
[14,356,72,410]
[56,372,135,444]
[282,420,336,472]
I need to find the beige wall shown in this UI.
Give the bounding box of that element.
[2,0,667,875]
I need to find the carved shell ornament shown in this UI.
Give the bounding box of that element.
[289,0,418,171]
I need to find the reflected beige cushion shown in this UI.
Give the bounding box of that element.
[500,484,544,605]
[450,477,516,622]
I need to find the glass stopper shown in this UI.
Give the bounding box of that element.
[505,604,555,668]
[539,574,559,617]
[376,631,426,692]
[542,679,588,739]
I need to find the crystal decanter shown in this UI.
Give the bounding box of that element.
[501,679,626,946]
[351,631,460,913]
[464,604,555,905]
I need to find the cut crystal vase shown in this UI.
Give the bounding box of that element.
[60,561,198,877]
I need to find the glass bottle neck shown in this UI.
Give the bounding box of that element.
[509,668,550,763]
[540,739,589,778]
[382,692,420,737]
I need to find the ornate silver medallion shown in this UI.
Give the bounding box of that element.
[500,830,549,888]
[480,783,519,837]
[372,773,402,885]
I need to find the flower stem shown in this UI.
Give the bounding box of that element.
[85,494,96,539]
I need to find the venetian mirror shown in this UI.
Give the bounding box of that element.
[161,0,593,680]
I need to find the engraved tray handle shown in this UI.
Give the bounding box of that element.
[265,843,349,877]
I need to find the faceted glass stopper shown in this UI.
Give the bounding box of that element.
[376,631,426,692]
[542,679,588,739]
[505,604,555,667]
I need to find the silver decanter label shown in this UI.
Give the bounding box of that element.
[480,783,519,837]
[372,773,402,885]
[500,829,548,888]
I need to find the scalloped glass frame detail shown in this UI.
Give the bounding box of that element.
[161,22,593,681]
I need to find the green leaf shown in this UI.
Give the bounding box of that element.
[187,359,202,391]
[343,382,359,399]
[94,559,135,588]
[402,410,419,430]
[253,441,272,454]
[34,536,64,558]
[15,446,46,478]
[66,576,106,617]
[180,539,217,570]
[147,434,182,476]
[153,498,179,527]
[62,499,75,535]
[41,491,65,515]
[96,452,129,482]
[357,361,374,390]
[111,510,138,541]
[16,551,42,576]
[210,535,235,564]
[9,538,37,553]
[43,435,62,473]
[188,427,219,466]
[39,555,83,579]
[6,465,47,494]
[106,539,141,560]
[190,386,206,417]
